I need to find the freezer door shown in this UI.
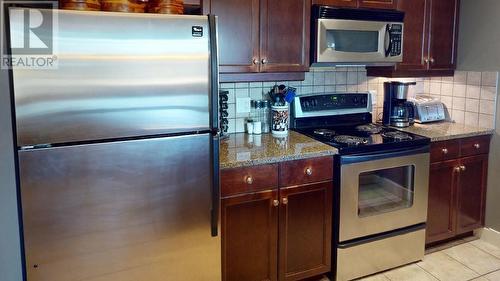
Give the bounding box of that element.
[18,134,221,281]
[10,9,212,146]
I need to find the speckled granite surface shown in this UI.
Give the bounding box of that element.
[220,131,337,169]
[397,122,494,142]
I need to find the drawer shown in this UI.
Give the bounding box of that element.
[430,140,460,163]
[460,136,491,157]
[279,156,333,187]
[221,164,278,197]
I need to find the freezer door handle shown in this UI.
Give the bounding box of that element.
[211,135,220,237]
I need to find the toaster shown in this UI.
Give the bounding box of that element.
[409,95,448,123]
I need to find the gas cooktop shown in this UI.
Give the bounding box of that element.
[295,123,429,154]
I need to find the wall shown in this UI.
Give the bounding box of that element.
[0,34,24,281]
[458,0,500,232]
[221,68,497,134]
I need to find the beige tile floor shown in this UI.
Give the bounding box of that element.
[356,238,500,281]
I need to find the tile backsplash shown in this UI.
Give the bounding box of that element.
[221,68,498,133]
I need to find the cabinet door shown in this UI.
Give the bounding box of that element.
[426,160,459,244]
[395,0,429,71]
[260,0,311,72]
[278,182,332,281]
[428,0,459,70]
[359,0,398,9]
[208,0,260,73]
[456,155,488,235]
[311,0,357,7]
[222,190,278,281]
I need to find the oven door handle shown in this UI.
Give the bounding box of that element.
[341,145,430,165]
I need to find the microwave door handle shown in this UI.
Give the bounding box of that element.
[384,24,393,57]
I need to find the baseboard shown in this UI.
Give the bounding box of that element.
[474,228,500,248]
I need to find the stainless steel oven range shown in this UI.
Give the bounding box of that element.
[292,92,430,281]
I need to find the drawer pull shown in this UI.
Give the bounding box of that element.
[474,143,481,149]
[282,197,288,205]
[272,200,279,207]
[305,167,313,176]
[442,148,449,154]
[245,176,253,185]
[460,165,466,172]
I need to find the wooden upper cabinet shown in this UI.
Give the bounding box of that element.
[221,190,278,281]
[358,0,398,9]
[393,0,428,71]
[428,0,459,71]
[426,160,458,244]
[260,0,311,72]
[206,0,260,73]
[312,0,357,7]
[456,155,488,235]
[279,182,332,281]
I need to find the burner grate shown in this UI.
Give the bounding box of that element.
[333,135,369,146]
[381,131,413,141]
[356,124,383,134]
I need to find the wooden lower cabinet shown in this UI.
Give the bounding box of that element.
[426,137,490,245]
[221,190,279,281]
[279,182,332,281]
[426,160,458,244]
[456,155,488,234]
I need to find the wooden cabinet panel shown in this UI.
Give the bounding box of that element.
[208,0,260,73]
[394,0,428,71]
[460,136,491,157]
[312,0,357,7]
[260,0,310,72]
[430,139,460,163]
[456,155,488,235]
[358,0,398,9]
[222,190,278,281]
[428,0,459,70]
[279,156,333,187]
[221,164,278,197]
[426,160,458,244]
[279,182,332,281]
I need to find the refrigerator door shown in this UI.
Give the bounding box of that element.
[9,9,212,147]
[18,134,221,281]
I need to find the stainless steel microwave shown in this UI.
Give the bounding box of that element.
[312,6,405,66]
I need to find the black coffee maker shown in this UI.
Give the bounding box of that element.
[383,82,416,128]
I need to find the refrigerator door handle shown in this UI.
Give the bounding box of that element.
[209,14,220,133]
[210,134,220,237]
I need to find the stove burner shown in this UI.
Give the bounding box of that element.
[381,131,413,141]
[333,135,369,146]
[356,124,383,134]
[314,129,336,137]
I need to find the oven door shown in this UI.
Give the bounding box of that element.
[316,19,402,64]
[339,146,430,242]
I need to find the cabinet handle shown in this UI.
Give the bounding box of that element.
[424,58,429,64]
[282,197,288,205]
[305,167,313,176]
[474,143,481,149]
[430,58,435,64]
[261,58,268,65]
[442,148,449,154]
[252,58,260,65]
[454,166,461,173]
[272,199,279,207]
[245,176,253,185]
[460,165,466,172]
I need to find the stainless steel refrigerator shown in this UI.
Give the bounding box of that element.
[7,8,221,281]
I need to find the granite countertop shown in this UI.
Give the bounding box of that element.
[220,131,338,169]
[397,122,495,142]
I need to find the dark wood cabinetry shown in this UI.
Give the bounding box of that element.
[426,136,490,245]
[204,0,310,81]
[221,157,333,281]
[367,0,460,77]
[312,0,396,9]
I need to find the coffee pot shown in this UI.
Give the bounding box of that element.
[383,81,416,127]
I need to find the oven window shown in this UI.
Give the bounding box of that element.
[327,30,378,53]
[358,165,415,217]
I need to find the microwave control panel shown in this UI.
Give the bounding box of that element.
[389,24,403,57]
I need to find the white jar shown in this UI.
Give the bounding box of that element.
[271,105,289,136]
